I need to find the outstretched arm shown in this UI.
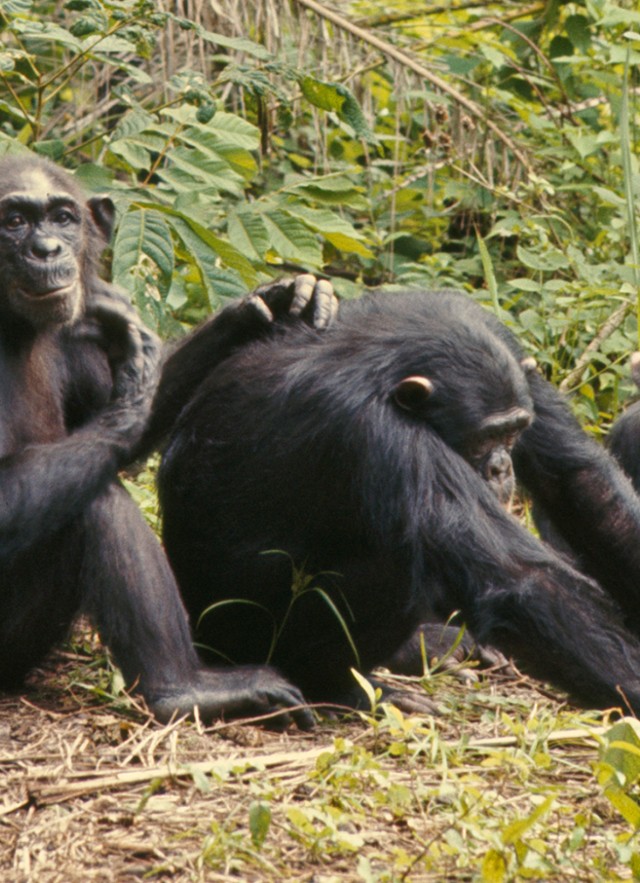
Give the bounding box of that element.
[418,459,640,712]
[136,275,337,458]
[481,311,640,627]
[512,370,640,627]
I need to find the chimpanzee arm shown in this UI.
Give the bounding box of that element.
[479,308,640,626]
[0,300,160,561]
[413,449,640,711]
[607,402,640,493]
[135,275,337,458]
[510,370,640,627]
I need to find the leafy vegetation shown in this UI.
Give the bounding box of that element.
[1,0,639,423]
[2,0,640,879]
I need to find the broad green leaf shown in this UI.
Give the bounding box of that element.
[112,208,174,296]
[516,245,569,272]
[249,802,271,848]
[227,210,269,260]
[604,787,640,828]
[299,75,374,142]
[283,204,373,257]
[599,719,640,788]
[155,146,245,196]
[0,0,33,12]
[199,31,272,60]
[262,209,323,267]
[501,796,554,844]
[162,108,260,150]
[11,20,82,50]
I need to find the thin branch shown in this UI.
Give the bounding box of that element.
[559,303,630,393]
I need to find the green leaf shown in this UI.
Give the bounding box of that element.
[180,23,273,61]
[599,719,640,788]
[249,802,271,848]
[227,209,269,261]
[163,108,260,151]
[112,208,174,297]
[262,209,323,267]
[516,245,569,272]
[481,849,507,883]
[604,787,640,828]
[501,796,554,844]
[155,146,245,196]
[283,205,373,257]
[298,75,374,142]
[477,234,500,316]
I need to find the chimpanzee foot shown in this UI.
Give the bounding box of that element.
[146,665,315,730]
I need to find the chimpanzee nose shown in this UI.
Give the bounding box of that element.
[31,237,62,259]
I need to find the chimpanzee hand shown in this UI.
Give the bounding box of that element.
[149,665,315,731]
[81,294,162,459]
[250,274,338,330]
[82,287,160,378]
[382,622,509,678]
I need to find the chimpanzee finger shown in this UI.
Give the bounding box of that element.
[383,688,440,716]
[290,275,338,329]
[311,278,339,329]
[251,277,296,317]
[289,273,318,315]
[243,293,276,325]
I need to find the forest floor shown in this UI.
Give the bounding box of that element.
[0,628,635,883]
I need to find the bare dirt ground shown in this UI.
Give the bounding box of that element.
[0,633,632,883]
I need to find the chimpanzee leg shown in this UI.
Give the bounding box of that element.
[0,537,84,688]
[79,483,200,692]
[80,484,313,727]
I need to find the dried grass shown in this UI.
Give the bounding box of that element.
[0,632,631,882]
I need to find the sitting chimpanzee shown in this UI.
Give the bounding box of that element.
[607,352,640,492]
[157,288,640,713]
[0,154,340,728]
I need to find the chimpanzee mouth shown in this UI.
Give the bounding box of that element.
[21,283,76,300]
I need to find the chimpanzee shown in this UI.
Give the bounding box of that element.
[157,288,640,712]
[0,154,340,728]
[607,352,640,493]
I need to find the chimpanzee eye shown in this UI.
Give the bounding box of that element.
[53,209,76,226]
[3,212,26,230]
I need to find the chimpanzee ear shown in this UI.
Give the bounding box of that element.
[87,196,116,243]
[393,375,434,411]
[520,356,537,374]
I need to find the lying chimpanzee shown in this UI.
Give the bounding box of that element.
[0,154,340,728]
[158,288,640,712]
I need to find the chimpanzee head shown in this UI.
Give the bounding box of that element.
[0,156,114,328]
[387,299,535,504]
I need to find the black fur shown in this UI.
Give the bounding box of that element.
[158,289,640,711]
[607,353,640,494]
[0,156,319,728]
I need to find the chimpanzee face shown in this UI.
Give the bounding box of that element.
[390,335,534,505]
[460,406,532,503]
[0,161,113,328]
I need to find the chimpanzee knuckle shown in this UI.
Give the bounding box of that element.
[253,276,295,306]
[289,273,318,316]
[243,293,274,326]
